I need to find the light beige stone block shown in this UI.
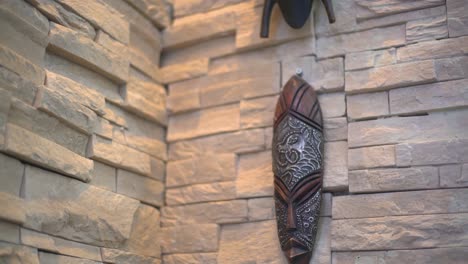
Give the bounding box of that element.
[162,200,248,226]
[324,117,347,142]
[348,145,396,170]
[240,95,277,129]
[347,92,389,120]
[311,217,332,264]
[0,221,20,244]
[333,188,468,219]
[318,93,346,118]
[345,60,437,94]
[164,253,217,264]
[124,0,170,28]
[5,123,93,182]
[174,0,244,17]
[166,154,236,187]
[162,224,219,254]
[348,167,439,193]
[354,0,445,20]
[440,164,468,188]
[396,139,468,166]
[323,141,348,191]
[168,103,240,141]
[0,242,39,264]
[406,14,448,43]
[124,80,166,126]
[345,48,396,71]
[124,204,161,258]
[23,165,140,248]
[447,0,468,37]
[117,170,164,207]
[237,151,273,198]
[39,252,101,264]
[160,58,209,84]
[332,213,468,251]
[101,248,160,264]
[435,56,468,82]
[0,153,23,196]
[90,161,116,192]
[0,192,26,225]
[168,85,200,114]
[166,181,236,205]
[397,36,468,62]
[0,45,45,85]
[0,66,39,105]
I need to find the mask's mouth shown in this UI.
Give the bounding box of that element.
[283,237,308,258]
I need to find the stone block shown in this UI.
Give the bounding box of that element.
[0,0,49,38]
[129,26,161,67]
[48,23,129,83]
[354,0,445,20]
[5,124,93,182]
[324,117,347,142]
[447,0,468,37]
[348,145,396,170]
[345,60,437,94]
[87,135,151,177]
[390,78,468,115]
[347,92,389,120]
[237,151,273,198]
[0,66,38,105]
[217,220,286,264]
[150,158,165,182]
[169,128,265,160]
[56,0,129,44]
[345,48,396,71]
[282,57,344,92]
[21,228,102,262]
[168,103,240,141]
[36,86,97,135]
[166,181,236,205]
[160,58,209,84]
[436,56,468,83]
[0,153,23,196]
[39,252,101,264]
[117,170,164,207]
[317,25,406,58]
[27,0,96,38]
[396,139,468,167]
[311,217,331,264]
[101,248,160,264]
[23,165,140,248]
[332,213,468,251]
[162,200,248,226]
[94,117,112,140]
[0,221,20,244]
[0,192,26,225]
[440,164,468,188]
[167,85,200,114]
[323,141,348,191]
[348,109,468,148]
[0,89,9,147]
[318,93,346,118]
[334,188,468,219]
[164,253,218,264]
[90,161,116,192]
[124,0,170,28]
[166,154,236,187]
[174,0,244,17]
[397,36,468,62]
[0,45,45,85]
[161,224,219,254]
[248,198,275,221]
[0,242,39,264]
[348,167,439,193]
[124,80,166,125]
[240,95,277,129]
[124,204,161,258]
[321,193,333,217]
[95,30,130,62]
[406,14,448,43]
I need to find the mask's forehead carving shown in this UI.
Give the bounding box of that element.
[272,75,324,264]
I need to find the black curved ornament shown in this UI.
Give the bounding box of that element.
[261,0,336,38]
[272,75,324,264]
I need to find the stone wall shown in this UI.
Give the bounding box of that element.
[162,0,468,263]
[0,0,170,263]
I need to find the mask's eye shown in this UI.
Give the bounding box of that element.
[292,177,321,205]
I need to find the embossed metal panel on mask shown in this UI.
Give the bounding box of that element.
[272,76,324,264]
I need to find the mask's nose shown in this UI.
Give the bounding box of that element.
[286,202,297,231]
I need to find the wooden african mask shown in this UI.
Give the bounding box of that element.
[272,75,324,264]
[261,0,336,38]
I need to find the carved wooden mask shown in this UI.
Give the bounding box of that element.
[272,75,323,264]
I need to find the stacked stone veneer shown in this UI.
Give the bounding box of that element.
[162,0,468,263]
[0,0,171,263]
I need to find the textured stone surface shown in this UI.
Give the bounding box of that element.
[348,145,396,170]
[174,0,244,17]
[348,109,468,147]
[0,242,39,264]
[0,89,9,147]
[440,164,468,188]
[333,247,468,264]
[169,128,265,160]
[318,93,346,118]
[101,248,160,264]
[345,60,437,94]
[162,200,248,226]
[345,48,396,71]
[0,66,39,105]
[236,151,273,198]
[166,181,236,205]
[161,58,209,84]
[324,117,347,142]
[240,95,277,129]
[334,188,468,219]
[247,198,275,221]
[406,14,448,43]
[349,167,439,193]
[447,0,468,37]
[396,139,468,166]
[5,124,93,182]
[164,253,218,264]
[435,56,468,81]
[323,141,348,191]
[311,217,332,264]
[124,204,161,258]
[162,224,219,253]
[347,92,389,119]
[0,45,45,85]
[125,0,170,28]
[0,221,20,244]
[125,80,166,125]
[282,57,344,92]
[332,213,468,251]
[0,153,23,196]
[217,220,286,264]
[354,0,445,20]
[166,154,236,187]
[397,36,468,62]
[23,165,140,248]
[39,252,102,264]
[117,170,164,207]
[0,192,26,225]
[390,78,468,114]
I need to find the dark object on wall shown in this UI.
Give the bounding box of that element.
[272,75,324,264]
[261,0,336,38]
